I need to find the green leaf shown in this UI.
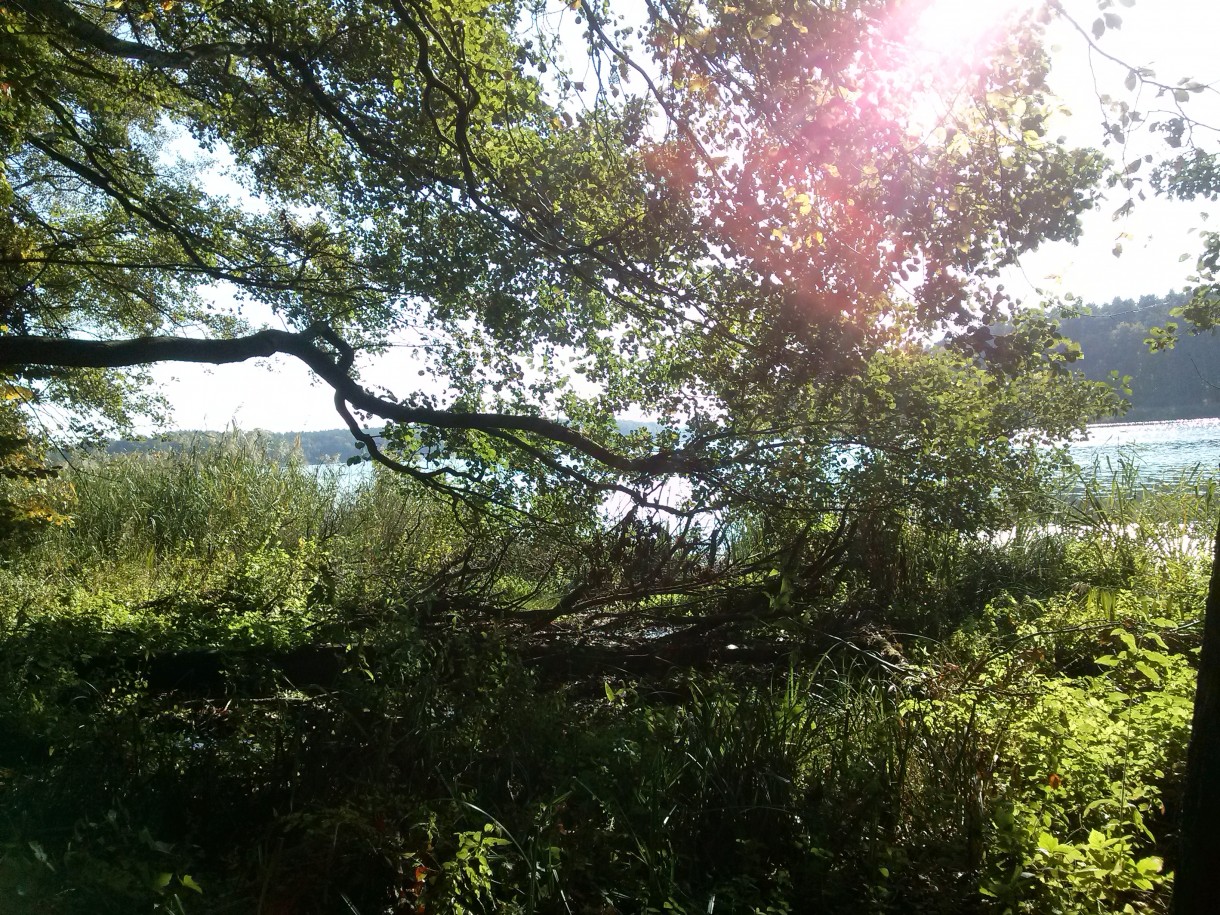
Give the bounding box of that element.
[1112,628,1137,653]
[180,874,203,893]
[1135,856,1164,873]
[1141,650,1172,668]
[1134,661,1161,685]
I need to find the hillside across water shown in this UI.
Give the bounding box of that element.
[1062,292,1220,422]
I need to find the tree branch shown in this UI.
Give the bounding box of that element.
[0,329,707,475]
[16,0,271,67]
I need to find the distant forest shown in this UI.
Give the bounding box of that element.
[1061,291,1220,422]
[106,420,664,464]
[105,427,371,465]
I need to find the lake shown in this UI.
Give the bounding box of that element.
[1067,417,1220,484]
[315,416,1220,494]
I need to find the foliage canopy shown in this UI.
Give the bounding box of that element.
[1,0,1115,518]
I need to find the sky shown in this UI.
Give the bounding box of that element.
[1012,0,1220,304]
[146,0,1220,434]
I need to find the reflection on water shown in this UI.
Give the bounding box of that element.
[1068,417,1220,484]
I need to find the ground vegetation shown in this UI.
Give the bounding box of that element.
[0,437,1210,914]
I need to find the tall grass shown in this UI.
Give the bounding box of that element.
[17,433,579,625]
[48,433,347,565]
[1063,457,1218,557]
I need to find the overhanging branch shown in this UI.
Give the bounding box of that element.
[17,0,272,68]
[0,329,705,476]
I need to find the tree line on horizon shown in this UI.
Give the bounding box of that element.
[1064,291,1220,422]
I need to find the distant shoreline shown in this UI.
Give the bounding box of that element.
[105,410,1220,467]
[1090,413,1220,429]
[104,420,665,465]
[1100,405,1220,425]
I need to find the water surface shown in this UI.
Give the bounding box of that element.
[1068,417,1220,484]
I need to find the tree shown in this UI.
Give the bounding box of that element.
[0,384,69,544]
[1,0,1108,493]
[1143,118,1220,915]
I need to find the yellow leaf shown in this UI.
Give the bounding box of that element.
[747,14,782,38]
[0,383,34,402]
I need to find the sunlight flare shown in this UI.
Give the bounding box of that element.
[906,0,1038,64]
[868,0,1044,138]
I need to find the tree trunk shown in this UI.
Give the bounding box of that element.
[1173,513,1220,914]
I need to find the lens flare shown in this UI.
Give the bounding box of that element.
[869,0,1042,137]
[906,0,1035,64]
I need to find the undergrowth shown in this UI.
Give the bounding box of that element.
[0,437,1209,914]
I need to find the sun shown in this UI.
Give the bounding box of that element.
[867,0,1042,136]
[905,0,1037,64]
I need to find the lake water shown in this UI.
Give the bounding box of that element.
[1067,417,1220,484]
[315,417,1220,493]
